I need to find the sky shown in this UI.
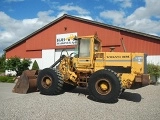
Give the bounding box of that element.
[0,0,160,56]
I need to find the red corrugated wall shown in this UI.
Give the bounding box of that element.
[6,17,160,58]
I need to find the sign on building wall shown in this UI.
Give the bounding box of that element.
[56,32,77,46]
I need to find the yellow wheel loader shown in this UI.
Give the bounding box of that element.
[13,34,150,102]
[36,34,150,102]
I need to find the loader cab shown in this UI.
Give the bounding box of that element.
[74,35,101,70]
[75,35,101,57]
[78,38,91,57]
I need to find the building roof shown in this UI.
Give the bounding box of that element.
[4,14,160,51]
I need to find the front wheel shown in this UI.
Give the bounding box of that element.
[88,69,121,102]
[37,68,64,95]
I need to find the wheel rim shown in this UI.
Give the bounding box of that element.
[95,79,111,95]
[41,76,52,89]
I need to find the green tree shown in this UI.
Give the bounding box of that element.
[4,56,32,76]
[32,60,39,70]
[148,63,160,84]
[0,53,6,72]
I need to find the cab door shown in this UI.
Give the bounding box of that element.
[76,37,94,68]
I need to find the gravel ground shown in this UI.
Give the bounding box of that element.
[0,83,160,120]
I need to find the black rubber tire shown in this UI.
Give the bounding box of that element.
[37,68,64,95]
[88,69,121,102]
[62,82,76,91]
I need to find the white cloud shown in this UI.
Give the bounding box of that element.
[37,10,55,24]
[75,15,93,21]
[126,0,160,20]
[113,0,132,8]
[41,1,90,16]
[58,4,90,15]
[100,0,160,36]
[56,11,68,18]
[95,17,104,23]
[100,10,125,25]
[126,0,160,21]
[94,5,104,10]
[0,31,15,42]
[0,10,58,56]
[41,0,59,9]
[125,19,160,35]
[124,0,160,35]
[0,2,92,56]
[145,0,160,18]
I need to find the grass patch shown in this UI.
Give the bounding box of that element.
[0,76,15,83]
[0,69,5,73]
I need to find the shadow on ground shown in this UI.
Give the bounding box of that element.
[71,87,89,95]
[119,92,142,102]
[70,87,142,103]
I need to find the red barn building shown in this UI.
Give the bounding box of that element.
[4,14,160,70]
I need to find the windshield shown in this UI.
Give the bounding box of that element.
[75,38,90,57]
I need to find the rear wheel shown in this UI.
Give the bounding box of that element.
[37,68,64,95]
[88,69,121,102]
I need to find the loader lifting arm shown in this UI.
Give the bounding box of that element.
[50,55,66,68]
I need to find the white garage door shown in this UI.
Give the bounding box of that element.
[42,49,55,69]
[54,49,75,64]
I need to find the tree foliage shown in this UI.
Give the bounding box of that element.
[147,63,160,83]
[32,60,39,70]
[4,56,32,76]
[0,54,6,72]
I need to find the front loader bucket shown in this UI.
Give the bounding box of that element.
[12,70,39,94]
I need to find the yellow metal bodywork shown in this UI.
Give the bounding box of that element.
[58,34,150,89]
[46,79,52,86]
[94,52,145,73]
[100,83,108,90]
[93,52,147,88]
[58,57,77,83]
